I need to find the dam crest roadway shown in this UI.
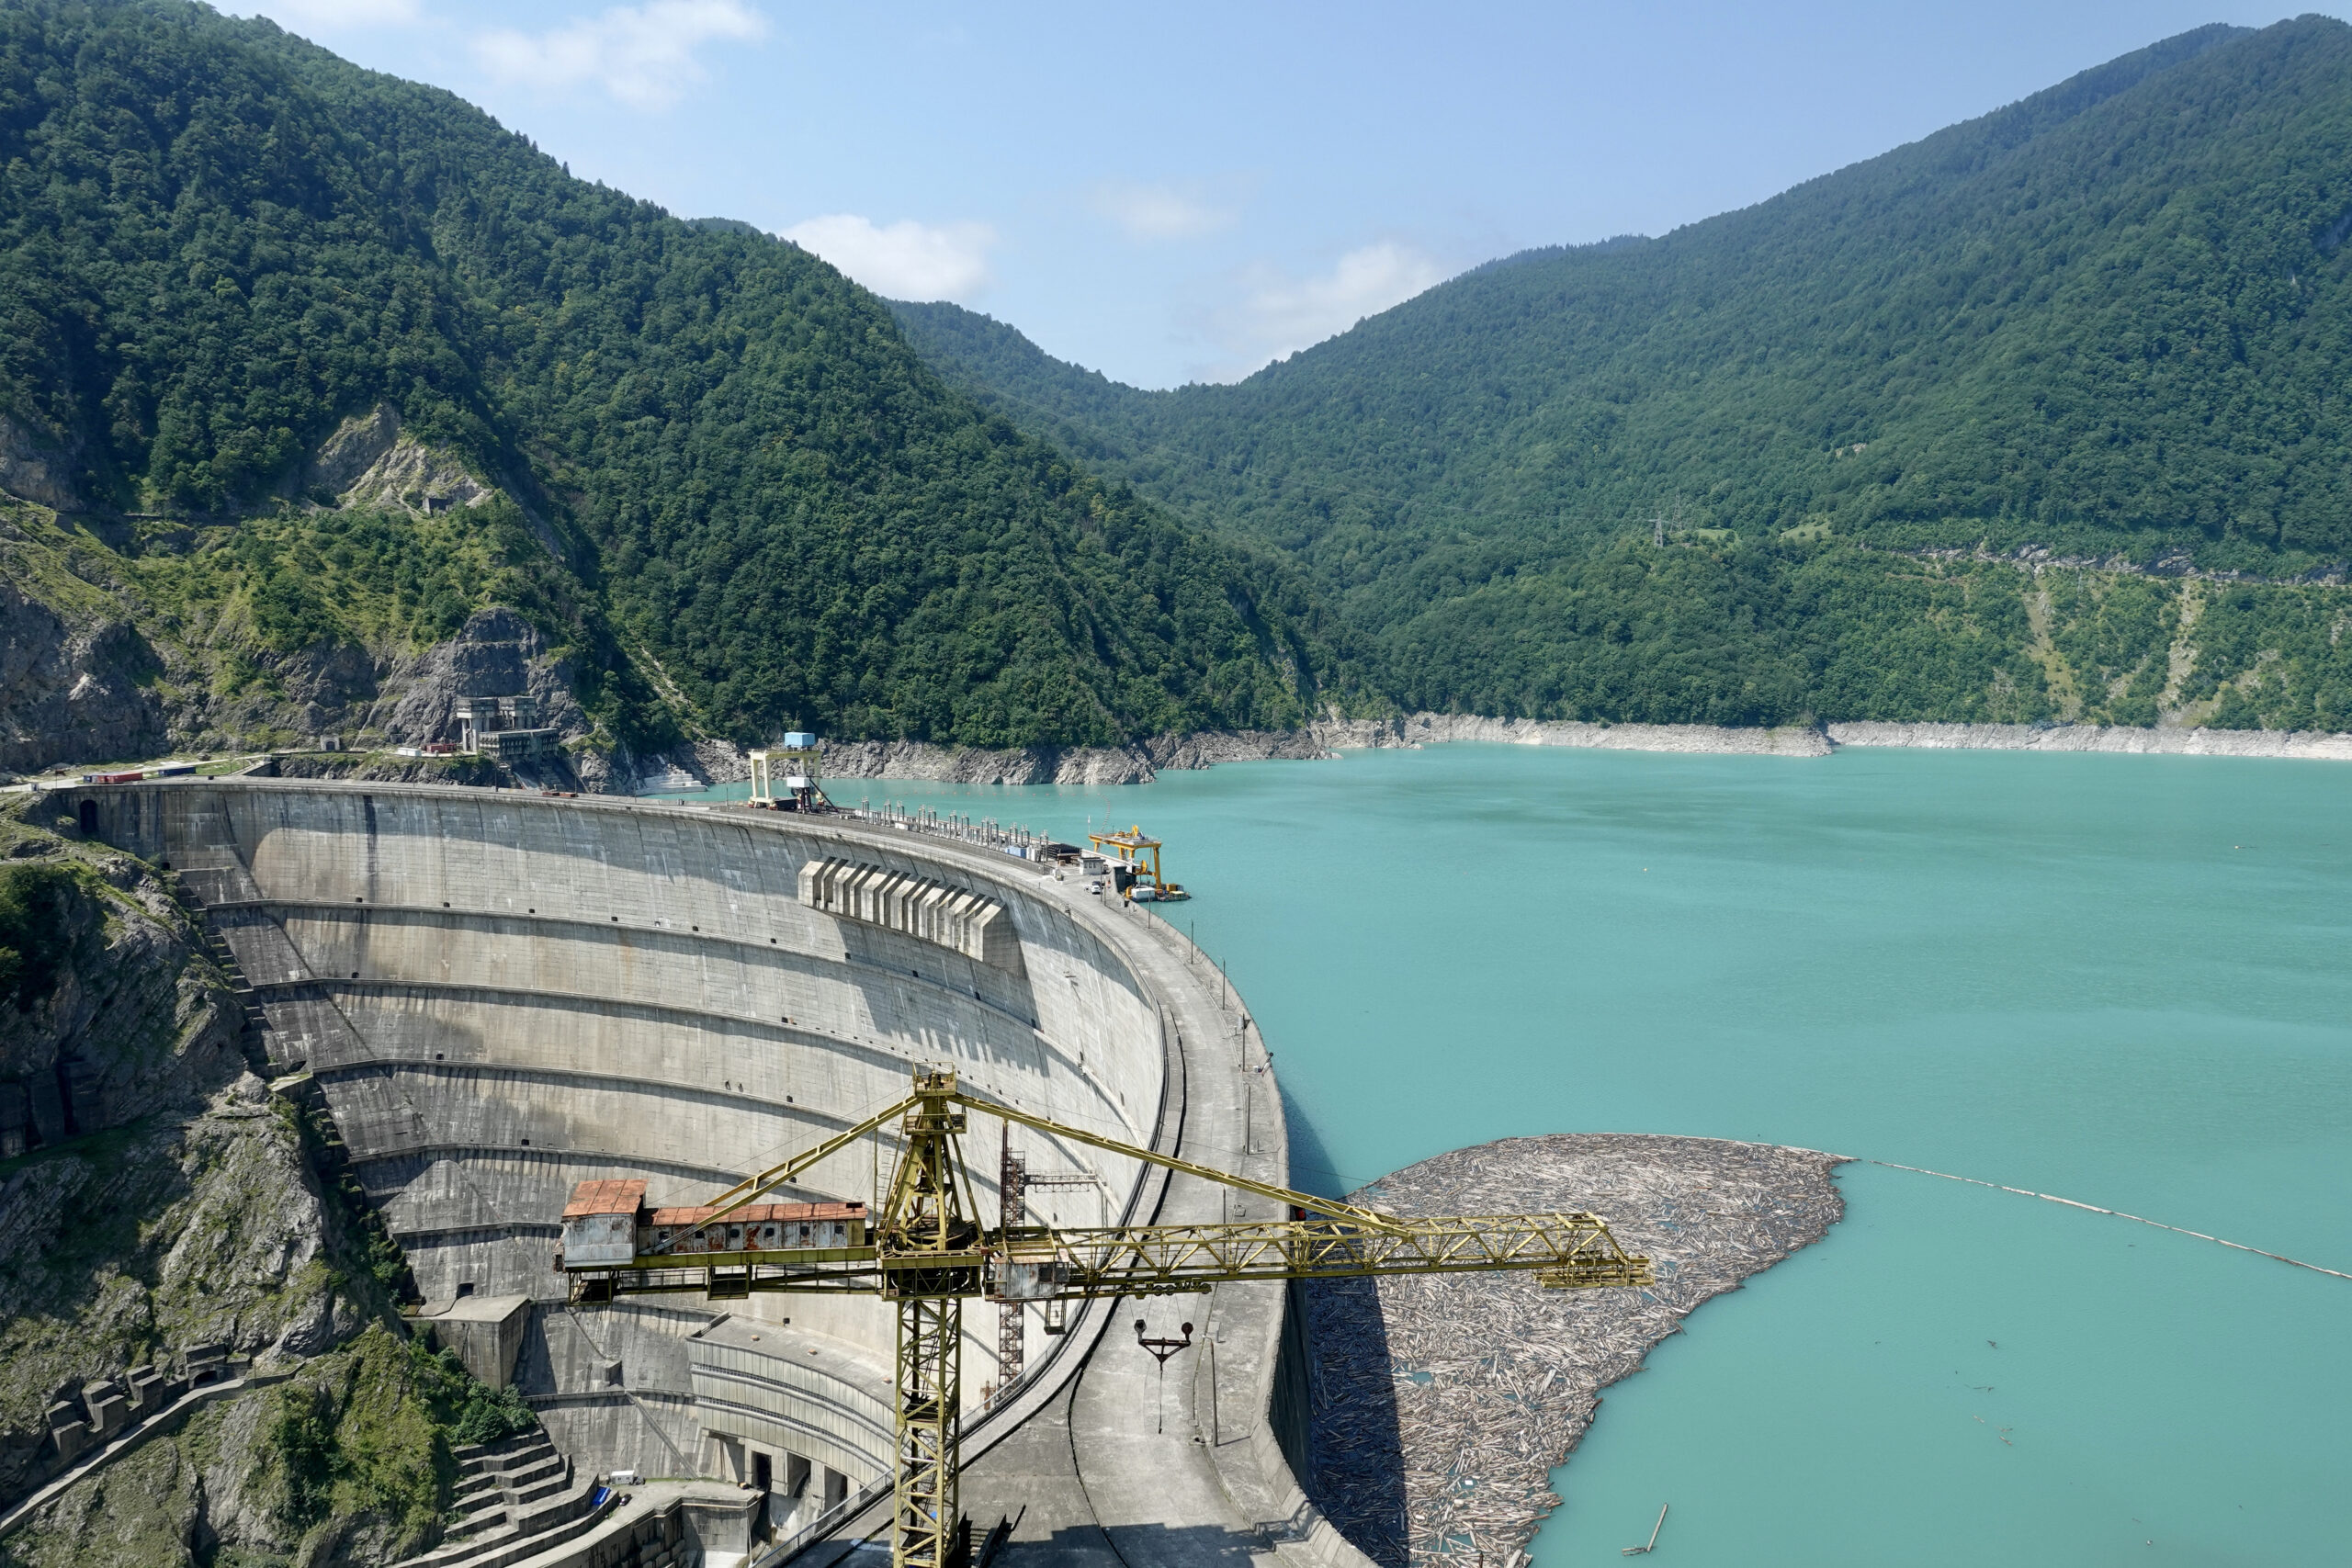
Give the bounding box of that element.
[66,777,1379,1568]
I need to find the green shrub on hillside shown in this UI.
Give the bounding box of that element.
[0,862,83,1010]
[261,1328,537,1550]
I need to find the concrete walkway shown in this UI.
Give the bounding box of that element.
[502,1478,751,1568]
[965,881,1355,1568]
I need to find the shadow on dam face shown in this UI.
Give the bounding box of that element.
[999,1522,1272,1568]
[1295,1276,1407,1568]
[1278,1084,1408,1566]
[58,779,1384,1568]
[72,780,1180,1491]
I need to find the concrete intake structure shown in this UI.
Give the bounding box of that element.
[67,780,1374,1568]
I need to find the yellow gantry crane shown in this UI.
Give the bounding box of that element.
[559,1069,1653,1568]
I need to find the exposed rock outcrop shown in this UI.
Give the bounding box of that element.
[0,803,381,1515]
[809,727,1333,787]
[0,415,82,513]
[0,802,533,1567]
[296,404,491,513]
[3,1327,480,1568]
[1311,711,1835,756]
[1825,719,2352,758]
[791,715,1838,790]
[0,833,242,1140]
[365,607,588,751]
[0,581,165,774]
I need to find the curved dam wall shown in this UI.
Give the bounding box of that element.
[72,781,1172,1501]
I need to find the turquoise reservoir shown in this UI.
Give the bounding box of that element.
[677,745,2352,1563]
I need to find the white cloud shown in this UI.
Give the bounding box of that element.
[474,0,765,111]
[230,0,422,28]
[1091,181,1237,243]
[1198,242,1447,380]
[779,215,996,302]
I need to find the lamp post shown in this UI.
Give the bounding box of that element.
[1134,1318,1194,1435]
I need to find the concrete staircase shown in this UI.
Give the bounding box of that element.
[157,853,285,1071]
[391,1431,615,1568]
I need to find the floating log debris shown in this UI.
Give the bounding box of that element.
[1300,1134,1845,1568]
[1622,1502,1668,1555]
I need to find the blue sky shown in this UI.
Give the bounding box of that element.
[232,2,2346,389]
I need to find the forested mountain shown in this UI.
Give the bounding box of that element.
[899,18,2352,731]
[0,0,1340,773]
[13,6,2352,763]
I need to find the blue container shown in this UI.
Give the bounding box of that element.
[783,731,817,749]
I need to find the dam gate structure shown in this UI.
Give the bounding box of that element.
[58,778,1406,1568]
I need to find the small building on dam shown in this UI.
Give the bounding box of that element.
[63,779,1369,1568]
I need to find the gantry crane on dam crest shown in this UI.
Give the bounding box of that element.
[558,1068,1655,1568]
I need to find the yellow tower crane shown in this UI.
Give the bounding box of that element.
[558,1069,1653,1568]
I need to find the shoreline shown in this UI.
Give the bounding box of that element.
[781,713,2352,788]
[39,715,2341,798]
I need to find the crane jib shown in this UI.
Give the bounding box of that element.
[556,1066,1653,1568]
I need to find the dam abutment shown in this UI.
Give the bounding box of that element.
[62,779,1365,1568]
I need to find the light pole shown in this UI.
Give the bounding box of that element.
[1135,1318,1194,1435]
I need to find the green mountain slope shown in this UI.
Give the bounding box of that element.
[0,0,1338,770]
[898,19,2352,730]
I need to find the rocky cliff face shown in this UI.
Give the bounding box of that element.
[0,416,82,515]
[0,814,243,1144]
[291,405,492,516]
[0,399,648,784]
[814,726,1334,786]
[365,607,592,757]
[0,580,166,776]
[0,521,615,784]
[0,801,385,1520]
[0,799,537,1567]
[3,1325,471,1568]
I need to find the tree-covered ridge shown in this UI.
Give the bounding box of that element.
[1362,539,2352,734]
[895,17,2352,731]
[909,21,2352,576]
[0,0,1340,750]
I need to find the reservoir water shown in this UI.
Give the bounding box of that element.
[673,745,2352,1564]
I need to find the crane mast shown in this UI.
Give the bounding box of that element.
[559,1068,1654,1568]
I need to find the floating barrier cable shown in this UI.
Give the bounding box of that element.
[1869,1159,2352,1282]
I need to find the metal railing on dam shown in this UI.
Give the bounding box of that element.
[57,778,1382,1568]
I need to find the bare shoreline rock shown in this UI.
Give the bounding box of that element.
[779,711,2352,790]
[1301,1134,1846,1568]
[1822,719,2352,758]
[1317,713,1833,757]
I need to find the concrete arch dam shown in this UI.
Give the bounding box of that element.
[72,780,1367,1568]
